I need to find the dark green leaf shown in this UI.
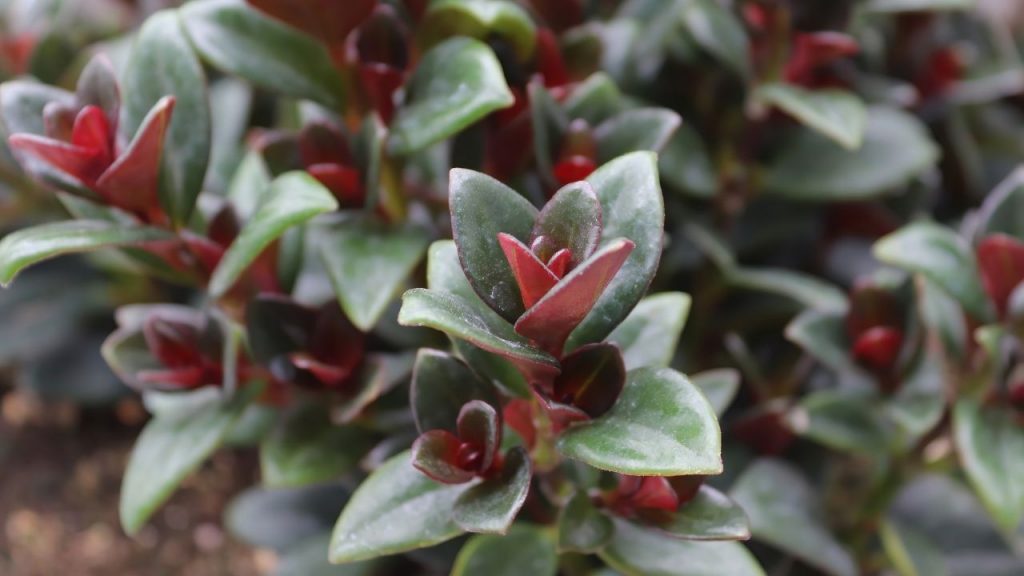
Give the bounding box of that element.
[953,400,1024,535]
[653,485,750,541]
[209,171,337,297]
[227,484,349,551]
[533,181,602,268]
[681,0,750,78]
[756,83,866,150]
[321,217,431,331]
[788,390,892,454]
[691,369,740,416]
[122,9,210,225]
[0,221,173,287]
[389,38,513,155]
[563,72,624,125]
[334,352,416,424]
[558,367,722,476]
[421,0,537,63]
[606,292,691,370]
[558,491,614,553]
[600,518,766,576]
[453,447,532,534]
[594,107,681,162]
[566,151,666,350]
[329,450,471,563]
[276,534,384,576]
[180,0,344,107]
[451,524,557,576]
[0,80,74,136]
[864,0,972,12]
[411,349,500,434]
[659,122,716,198]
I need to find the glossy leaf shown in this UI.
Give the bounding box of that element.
[755,83,867,150]
[681,0,750,78]
[329,450,471,563]
[421,0,537,63]
[953,400,1024,535]
[451,524,557,576]
[389,37,513,155]
[181,0,344,108]
[453,447,532,534]
[320,217,430,331]
[0,80,75,136]
[533,181,602,268]
[600,518,766,576]
[764,107,939,201]
[653,485,750,541]
[691,369,740,416]
[558,367,722,476]
[864,0,972,12]
[411,349,500,434]
[0,221,172,287]
[209,171,337,297]
[121,9,210,225]
[730,459,857,576]
[874,222,994,321]
[606,292,691,370]
[594,107,681,162]
[566,152,666,350]
[498,233,559,310]
[398,289,561,381]
[120,386,259,535]
[450,168,538,321]
[558,491,614,553]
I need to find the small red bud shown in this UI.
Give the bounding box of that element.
[852,326,903,374]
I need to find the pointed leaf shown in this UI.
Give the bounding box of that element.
[653,486,750,541]
[0,220,172,286]
[76,55,120,131]
[398,288,560,381]
[789,390,892,454]
[457,400,500,472]
[681,0,750,78]
[7,134,101,179]
[756,83,867,150]
[120,385,260,535]
[450,168,538,321]
[606,292,691,370]
[412,429,477,484]
[600,518,766,576]
[566,152,665,350]
[558,367,722,476]
[691,369,740,416]
[0,80,75,136]
[389,37,513,155]
[334,351,415,424]
[764,106,939,201]
[532,181,602,267]
[953,400,1024,535]
[594,107,681,162]
[98,96,174,216]
[321,217,430,331]
[181,0,344,108]
[553,342,626,418]
[122,10,210,225]
[730,459,858,576]
[421,0,537,63]
[498,233,559,310]
[451,524,557,576]
[226,481,349,551]
[411,349,500,434]
[558,491,614,553]
[453,447,532,534]
[209,171,338,297]
[874,222,994,321]
[516,238,635,354]
[329,450,471,563]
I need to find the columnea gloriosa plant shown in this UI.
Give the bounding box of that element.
[0,0,1023,574]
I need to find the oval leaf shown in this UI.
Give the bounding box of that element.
[953,399,1024,535]
[600,518,766,576]
[411,349,500,434]
[756,83,867,150]
[594,107,681,162]
[606,292,691,370]
[453,447,532,534]
[653,485,750,541]
[452,524,557,576]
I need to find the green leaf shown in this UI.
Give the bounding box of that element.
[0,221,173,287]
[120,385,259,535]
[421,0,537,63]
[755,83,867,150]
[335,352,416,424]
[953,400,1024,535]
[563,72,624,124]
[681,0,750,78]
[885,345,945,445]
[659,122,716,198]
[329,450,471,563]
[261,401,376,488]
[691,369,740,416]
[180,0,344,108]
[398,289,560,380]
[321,217,431,331]
[449,168,538,322]
[600,518,766,576]
[864,0,973,13]
[411,349,500,434]
[874,222,994,321]
[567,152,666,350]
[453,447,532,534]
[209,171,337,297]
[594,107,681,162]
[452,524,558,576]
[389,37,513,155]
[971,167,1024,242]
[729,268,848,313]
[787,391,892,454]
[227,149,272,220]
[764,106,939,201]
[558,491,614,553]
[276,534,384,576]
[880,519,948,576]
[122,9,210,225]
[730,459,857,576]
[785,311,866,379]
[606,292,691,370]
[652,486,750,541]
[227,483,349,551]
[0,80,75,136]
[533,181,602,268]
[558,367,722,476]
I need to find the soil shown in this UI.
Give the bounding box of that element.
[0,385,272,576]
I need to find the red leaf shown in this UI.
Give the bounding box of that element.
[247,0,377,51]
[553,155,597,187]
[412,429,476,484]
[503,399,537,449]
[289,352,353,387]
[299,121,352,166]
[515,238,634,355]
[536,28,569,88]
[96,96,175,221]
[70,105,113,164]
[456,400,501,473]
[552,342,625,418]
[546,248,571,279]
[43,101,77,141]
[615,476,680,513]
[977,234,1024,318]
[357,63,405,125]
[852,326,904,375]
[845,280,901,341]
[308,163,365,207]
[498,232,559,309]
[785,32,859,85]
[136,366,207,389]
[732,407,795,456]
[7,133,104,183]
[143,314,203,369]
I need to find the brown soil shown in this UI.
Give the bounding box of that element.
[0,387,271,576]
